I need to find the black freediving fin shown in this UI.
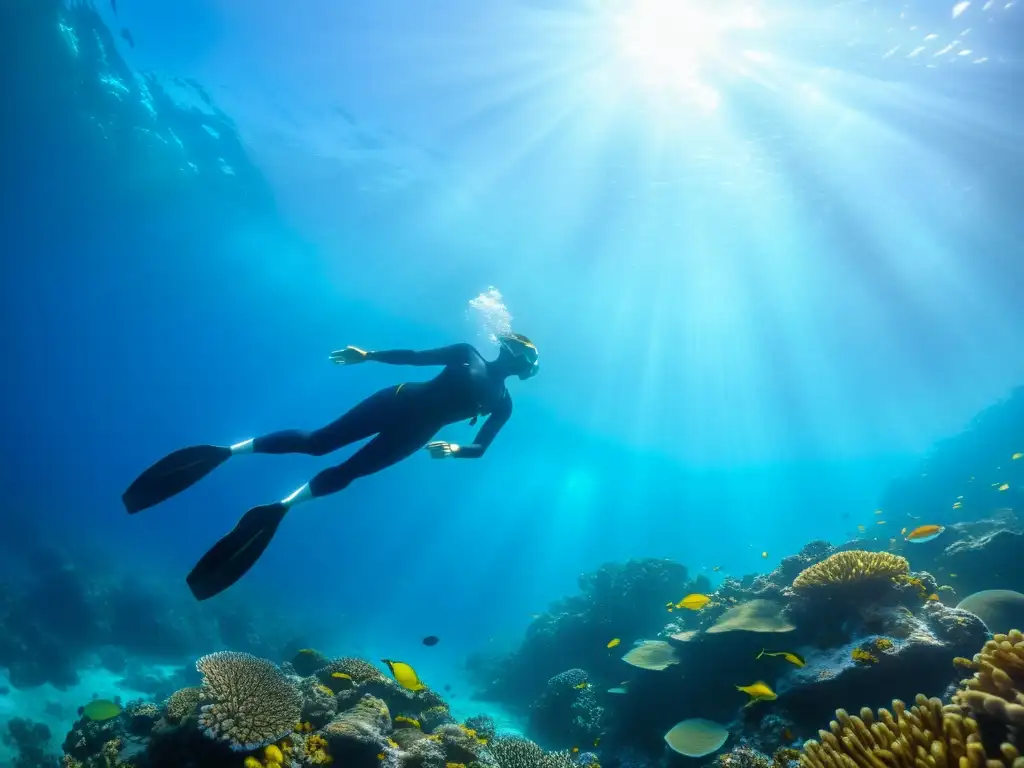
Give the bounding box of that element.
[122,444,233,514]
[185,502,288,601]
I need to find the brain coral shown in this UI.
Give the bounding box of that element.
[164,686,202,723]
[195,651,302,751]
[792,551,909,591]
[799,694,993,768]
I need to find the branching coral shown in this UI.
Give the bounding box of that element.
[799,695,992,768]
[195,651,302,751]
[490,735,546,768]
[792,551,909,591]
[954,630,1024,746]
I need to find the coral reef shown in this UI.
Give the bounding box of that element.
[953,630,1024,757]
[196,651,303,751]
[4,718,60,768]
[791,551,909,592]
[528,669,604,749]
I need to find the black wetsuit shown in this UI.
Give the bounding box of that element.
[251,344,512,497]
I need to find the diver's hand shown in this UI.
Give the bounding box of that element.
[426,441,460,459]
[329,346,369,365]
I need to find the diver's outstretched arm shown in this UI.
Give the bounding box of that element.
[330,344,471,367]
[427,392,512,459]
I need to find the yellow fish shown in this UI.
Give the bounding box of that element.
[756,649,805,667]
[712,565,722,572]
[999,483,1010,491]
[81,699,122,721]
[607,638,621,649]
[761,551,768,558]
[382,659,425,691]
[665,601,674,608]
[876,520,886,525]
[574,681,589,689]
[331,672,352,680]
[874,509,883,515]
[953,502,962,509]
[736,681,777,707]
[900,527,908,536]
[676,594,711,611]
[594,738,601,747]
[1012,453,1022,460]
[572,747,579,754]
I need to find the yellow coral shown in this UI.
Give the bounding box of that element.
[851,648,877,665]
[799,695,991,768]
[792,551,909,590]
[265,745,284,763]
[388,739,400,748]
[304,733,333,765]
[873,637,893,651]
[447,763,467,768]
[953,629,1024,731]
[243,759,261,768]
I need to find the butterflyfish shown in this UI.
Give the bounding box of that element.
[676,594,710,611]
[906,524,945,543]
[382,659,426,691]
[756,649,805,667]
[81,699,122,721]
[607,638,621,648]
[736,681,777,707]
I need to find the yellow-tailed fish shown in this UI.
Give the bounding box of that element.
[332,672,352,680]
[382,659,426,691]
[736,681,777,707]
[905,524,945,543]
[756,649,805,667]
[676,594,711,611]
[81,699,122,721]
[607,638,621,649]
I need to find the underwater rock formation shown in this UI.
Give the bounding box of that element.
[467,558,705,710]
[528,669,605,750]
[4,717,60,768]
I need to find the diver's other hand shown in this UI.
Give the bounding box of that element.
[426,441,460,459]
[329,346,369,365]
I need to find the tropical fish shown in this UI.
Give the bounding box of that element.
[949,573,957,578]
[1012,453,1022,460]
[572,747,579,753]
[874,510,883,515]
[574,681,589,689]
[736,681,777,707]
[905,524,945,543]
[607,638,621,648]
[594,737,601,747]
[999,483,1010,491]
[761,551,768,558]
[712,566,722,572]
[331,672,352,680]
[677,594,710,611]
[382,659,426,691]
[607,687,629,694]
[81,699,122,721]
[876,520,886,525]
[857,525,866,533]
[422,636,440,646]
[953,502,963,509]
[756,649,805,667]
[900,527,908,536]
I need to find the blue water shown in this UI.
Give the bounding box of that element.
[2,0,1024,759]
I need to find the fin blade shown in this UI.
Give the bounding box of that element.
[186,503,288,600]
[122,445,232,514]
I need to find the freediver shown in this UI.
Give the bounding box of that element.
[122,334,540,600]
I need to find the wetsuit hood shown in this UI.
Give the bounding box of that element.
[498,333,539,380]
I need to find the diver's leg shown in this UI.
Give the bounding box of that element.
[185,423,439,600]
[244,385,405,457]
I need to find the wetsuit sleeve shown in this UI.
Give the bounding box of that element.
[455,392,512,459]
[367,344,471,366]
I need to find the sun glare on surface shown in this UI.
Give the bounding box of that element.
[610,0,766,110]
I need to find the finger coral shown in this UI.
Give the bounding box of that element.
[799,694,991,768]
[954,630,1024,738]
[195,651,302,752]
[792,551,909,591]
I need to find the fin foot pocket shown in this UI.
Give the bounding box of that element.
[122,444,232,514]
[186,502,288,601]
